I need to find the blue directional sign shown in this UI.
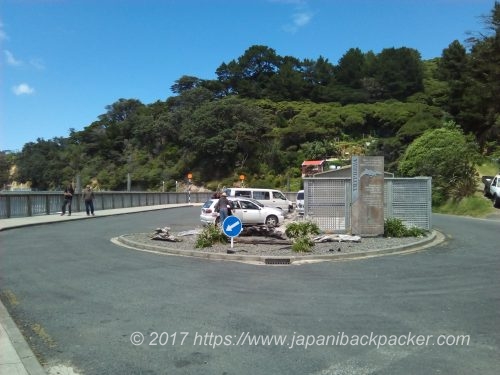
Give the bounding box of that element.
[222,216,242,238]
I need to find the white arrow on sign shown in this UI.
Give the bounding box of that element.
[226,222,239,232]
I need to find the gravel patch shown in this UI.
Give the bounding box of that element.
[120,230,432,257]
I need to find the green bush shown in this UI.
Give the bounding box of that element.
[195,224,229,248]
[398,122,481,202]
[291,237,315,253]
[285,221,321,253]
[384,217,427,238]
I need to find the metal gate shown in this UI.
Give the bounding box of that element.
[303,177,432,233]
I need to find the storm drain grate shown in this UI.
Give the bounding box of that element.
[264,258,291,265]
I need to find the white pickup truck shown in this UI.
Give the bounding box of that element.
[487,174,500,208]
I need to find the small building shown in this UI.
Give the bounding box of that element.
[301,160,326,177]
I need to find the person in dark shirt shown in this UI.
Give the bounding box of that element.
[215,192,231,224]
[82,185,95,216]
[61,183,75,216]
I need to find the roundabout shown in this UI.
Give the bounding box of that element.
[112,229,445,265]
[1,207,498,375]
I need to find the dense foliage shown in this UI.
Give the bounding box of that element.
[2,3,499,194]
[384,218,428,238]
[398,122,481,203]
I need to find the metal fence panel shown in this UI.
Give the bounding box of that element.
[303,177,432,232]
[304,178,351,233]
[384,178,432,230]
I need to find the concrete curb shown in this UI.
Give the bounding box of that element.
[0,299,47,375]
[113,230,444,265]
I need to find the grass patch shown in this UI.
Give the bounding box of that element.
[477,161,499,177]
[433,193,494,217]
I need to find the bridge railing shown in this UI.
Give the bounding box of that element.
[0,191,214,219]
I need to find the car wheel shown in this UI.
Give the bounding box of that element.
[265,215,278,227]
[494,195,500,208]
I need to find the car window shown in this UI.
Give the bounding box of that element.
[253,191,270,200]
[297,192,304,200]
[203,200,215,208]
[240,200,259,210]
[245,198,265,207]
[273,191,286,200]
[235,190,252,198]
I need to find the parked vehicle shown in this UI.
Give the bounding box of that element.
[223,188,293,212]
[200,197,285,226]
[296,190,304,216]
[487,174,500,208]
[483,175,494,198]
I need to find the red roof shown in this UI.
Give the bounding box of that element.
[302,160,325,166]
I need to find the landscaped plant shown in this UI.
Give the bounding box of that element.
[384,217,427,238]
[285,221,321,253]
[195,224,229,248]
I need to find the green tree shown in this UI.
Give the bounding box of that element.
[170,75,203,94]
[374,47,424,100]
[0,151,14,188]
[437,40,468,117]
[16,138,69,189]
[458,2,500,151]
[179,97,270,181]
[398,122,481,203]
[336,48,365,88]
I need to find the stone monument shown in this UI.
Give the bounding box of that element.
[351,156,384,236]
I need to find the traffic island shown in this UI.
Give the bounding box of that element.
[111,230,445,265]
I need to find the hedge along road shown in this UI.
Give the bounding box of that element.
[0,207,499,375]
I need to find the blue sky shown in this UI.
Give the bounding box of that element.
[0,0,495,151]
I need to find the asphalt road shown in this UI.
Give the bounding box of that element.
[0,208,499,375]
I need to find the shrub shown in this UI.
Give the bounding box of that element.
[285,221,321,253]
[384,217,427,238]
[195,224,229,248]
[398,122,481,202]
[291,237,315,253]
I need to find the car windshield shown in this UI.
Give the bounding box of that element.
[297,192,304,200]
[202,200,215,208]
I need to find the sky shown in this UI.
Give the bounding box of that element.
[0,0,495,151]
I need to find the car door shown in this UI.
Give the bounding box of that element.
[238,199,263,224]
[491,177,498,193]
[230,200,245,222]
[271,191,288,209]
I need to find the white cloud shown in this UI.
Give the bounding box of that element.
[283,11,314,33]
[30,58,45,70]
[5,50,23,66]
[292,11,313,27]
[12,83,35,95]
[0,20,7,41]
[280,1,314,34]
[4,51,45,69]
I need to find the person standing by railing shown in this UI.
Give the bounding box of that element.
[82,185,95,216]
[61,182,74,216]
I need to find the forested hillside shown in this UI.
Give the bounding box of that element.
[2,3,499,195]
